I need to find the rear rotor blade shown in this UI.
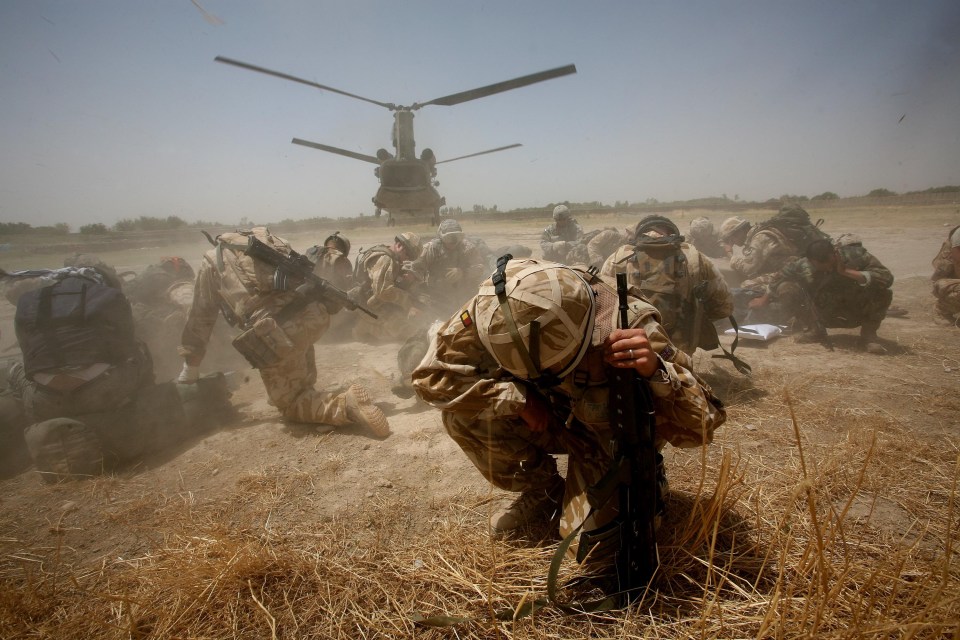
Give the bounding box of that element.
[416,64,577,109]
[436,144,523,164]
[292,138,380,164]
[215,56,396,110]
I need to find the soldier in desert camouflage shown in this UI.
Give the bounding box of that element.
[601,215,733,357]
[411,219,486,314]
[540,204,588,264]
[744,238,894,353]
[411,258,725,559]
[177,227,390,437]
[932,225,960,326]
[351,232,425,342]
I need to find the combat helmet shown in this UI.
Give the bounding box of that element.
[719,216,751,243]
[552,204,571,221]
[395,231,422,260]
[324,231,351,256]
[437,219,464,245]
[634,215,682,243]
[475,258,595,385]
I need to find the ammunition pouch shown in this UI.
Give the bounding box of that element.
[231,316,295,369]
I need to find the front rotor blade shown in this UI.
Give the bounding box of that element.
[215,56,396,110]
[417,64,577,109]
[292,138,380,164]
[436,144,522,164]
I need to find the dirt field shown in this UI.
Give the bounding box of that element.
[1,204,958,638]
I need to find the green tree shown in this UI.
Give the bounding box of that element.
[811,191,839,201]
[867,188,897,197]
[80,223,109,234]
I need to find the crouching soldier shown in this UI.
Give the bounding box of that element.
[932,225,960,326]
[411,258,725,594]
[177,227,391,437]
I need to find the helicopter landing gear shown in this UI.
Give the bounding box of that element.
[387,215,396,227]
[374,207,382,218]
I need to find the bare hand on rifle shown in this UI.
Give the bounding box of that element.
[603,328,659,378]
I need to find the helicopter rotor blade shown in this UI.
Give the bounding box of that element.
[215,56,397,110]
[291,138,380,165]
[415,64,577,109]
[436,144,523,164]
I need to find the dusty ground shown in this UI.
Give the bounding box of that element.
[0,204,958,636]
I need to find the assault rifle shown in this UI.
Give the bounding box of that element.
[244,236,377,319]
[579,273,659,606]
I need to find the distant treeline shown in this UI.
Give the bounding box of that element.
[2,185,958,235]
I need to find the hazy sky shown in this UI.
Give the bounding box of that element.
[1,1,958,227]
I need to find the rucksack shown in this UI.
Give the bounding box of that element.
[208,227,297,324]
[351,244,397,301]
[15,275,138,378]
[753,206,831,254]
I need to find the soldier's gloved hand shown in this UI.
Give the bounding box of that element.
[177,362,200,384]
[443,267,463,284]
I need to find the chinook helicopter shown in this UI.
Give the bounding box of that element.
[215,56,577,225]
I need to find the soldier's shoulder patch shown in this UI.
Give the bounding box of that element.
[460,310,473,328]
[660,344,676,361]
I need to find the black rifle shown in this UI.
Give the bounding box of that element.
[244,236,377,319]
[579,273,659,606]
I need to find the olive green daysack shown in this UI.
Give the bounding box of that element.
[754,206,832,254]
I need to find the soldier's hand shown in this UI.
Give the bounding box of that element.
[521,392,551,432]
[603,328,659,378]
[443,267,463,284]
[748,293,770,309]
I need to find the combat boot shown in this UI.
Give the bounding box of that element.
[343,384,391,438]
[858,322,886,355]
[490,477,565,536]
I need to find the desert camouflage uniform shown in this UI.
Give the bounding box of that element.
[932,227,960,323]
[586,228,631,267]
[687,218,727,259]
[747,244,893,331]
[600,241,733,353]
[179,230,355,426]
[540,219,586,263]
[412,272,725,558]
[411,237,486,313]
[352,245,424,342]
[731,226,799,280]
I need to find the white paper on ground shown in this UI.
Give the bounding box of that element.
[725,324,783,341]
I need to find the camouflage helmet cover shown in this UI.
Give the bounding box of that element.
[552,204,571,221]
[719,216,751,242]
[438,218,463,237]
[475,259,595,381]
[323,231,351,256]
[688,216,715,235]
[395,231,422,259]
[62,253,122,289]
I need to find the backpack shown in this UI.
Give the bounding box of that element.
[208,227,297,324]
[15,275,138,378]
[753,206,831,254]
[351,244,397,301]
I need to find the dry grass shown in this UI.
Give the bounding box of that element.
[1,370,958,639]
